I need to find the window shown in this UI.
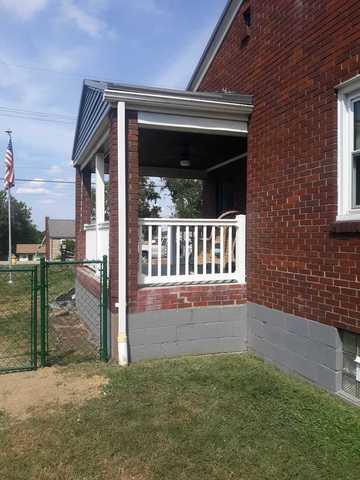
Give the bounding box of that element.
[337,76,360,220]
[353,101,360,208]
[342,331,360,400]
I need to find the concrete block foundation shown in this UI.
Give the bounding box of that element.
[128,305,248,363]
[247,303,343,392]
[128,302,344,394]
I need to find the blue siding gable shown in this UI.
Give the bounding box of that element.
[72,80,110,163]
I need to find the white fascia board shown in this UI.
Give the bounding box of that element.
[103,89,252,121]
[137,112,247,135]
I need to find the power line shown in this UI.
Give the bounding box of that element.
[0,106,75,120]
[0,106,76,126]
[0,58,88,80]
[0,113,75,126]
[16,178,74,184]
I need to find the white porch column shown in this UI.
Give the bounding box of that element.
[236,215,246,284]
[95,152,105,224]
[95,152,105,263]
[117,101,128,366]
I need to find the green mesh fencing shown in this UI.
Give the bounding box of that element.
[41,259,108,367]
[0,267,37,373]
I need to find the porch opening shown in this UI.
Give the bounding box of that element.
[138,127,247,286]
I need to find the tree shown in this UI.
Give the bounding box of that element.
[139,177,161,218]
[162,178,203,218]
[0,191,42,260]
[91,178,161,220]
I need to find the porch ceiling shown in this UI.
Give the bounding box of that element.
[73,80,253,167]
[139,128,247,173]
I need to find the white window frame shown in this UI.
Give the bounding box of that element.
[337,75,360,221]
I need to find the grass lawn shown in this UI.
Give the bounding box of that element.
[1,354,360,479]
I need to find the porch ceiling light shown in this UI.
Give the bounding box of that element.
[180,159,191,168]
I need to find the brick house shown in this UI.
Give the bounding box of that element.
[45,217,75,260]
[73,0,360,402]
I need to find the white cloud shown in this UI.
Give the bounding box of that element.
[61,0,106,37]
[0,0,48,20]
[16,179,50,195]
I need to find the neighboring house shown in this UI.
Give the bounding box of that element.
[16,244,45,262]
[45,217,75,260]
[72,1,360,402]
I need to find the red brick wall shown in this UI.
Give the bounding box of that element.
[75,168,82,260]
[129,283,247,314]
[109,109,119,313]
[108,109,140,313]
[199,0,360,333]
[76,267,101,298]
[75,166,91,260]
[127,111,140,312]
[45,216,50,260]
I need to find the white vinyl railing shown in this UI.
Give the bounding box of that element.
[138,216,245,285]
[84,222,109,262]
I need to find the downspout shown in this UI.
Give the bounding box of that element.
[117,101,129,365]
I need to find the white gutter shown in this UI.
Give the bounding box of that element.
[103,88,253,122]
[117,101,128,366]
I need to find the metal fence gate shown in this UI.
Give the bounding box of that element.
[0,266,37,373]
[40,258,109,367]
[0,256,108,373]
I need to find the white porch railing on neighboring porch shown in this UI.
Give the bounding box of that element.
[84,221,109,261]
[138,216,245,285]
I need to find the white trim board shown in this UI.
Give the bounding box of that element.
[137,112,247,136]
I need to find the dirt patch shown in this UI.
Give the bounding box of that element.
[0,367,108,419]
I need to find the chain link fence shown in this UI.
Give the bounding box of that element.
[0,257,108,374]
[0,267,37,373]
[43,260,108,366]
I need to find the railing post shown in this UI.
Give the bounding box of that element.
[235,215,246,283]
[39,257,47,367]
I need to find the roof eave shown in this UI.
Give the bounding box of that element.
[103,87,253,121]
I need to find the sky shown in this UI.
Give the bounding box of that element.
[0,0,228,230]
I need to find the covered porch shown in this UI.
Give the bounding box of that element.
[82,84,251,287]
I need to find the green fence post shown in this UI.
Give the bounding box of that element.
[101,255,108,362]
[40,257,47,367]
[32,266,38,370]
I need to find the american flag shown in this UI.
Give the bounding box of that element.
[4,138,14,190]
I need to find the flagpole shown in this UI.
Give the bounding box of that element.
[5,130,13,284]
[8,185,12,283]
